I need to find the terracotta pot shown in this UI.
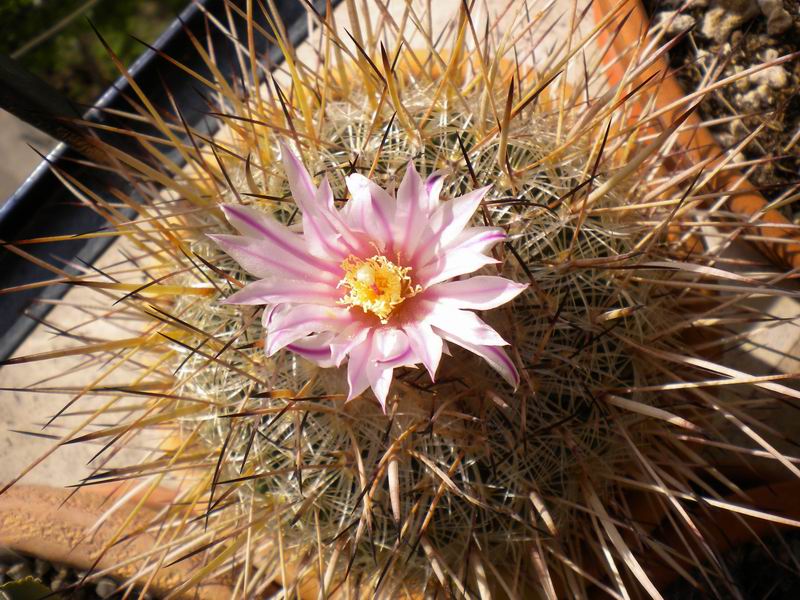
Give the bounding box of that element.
[594,0,800,269]
[0,484,231,600]
[646,478,800,590]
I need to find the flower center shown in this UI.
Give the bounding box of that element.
[338,255,420,323]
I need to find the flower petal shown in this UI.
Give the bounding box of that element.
[343,173,395,248]
[425,305,508,346]
[403,322,443,381]
[223,278,339,306]
[279,140,317,207]
[425,276,527,310]
[346,329,411,409]
[414,185,490,268]
[427,185,491,248]
[368,329,414,410]
[347,333,374,402]
[435,329,520,389]
[220,204,304,247]
[208,234,338,283]
[266,304,352,354]
[448,226,507,253]
[416,226,506,286]
[262,303,281,328]
[286,332,336,368]
[280,142,365,259]
[367,364,394,410]
[373,328,414,368]
[424,170,447,210]
[404,171,453,265]
[329,322,371,367]
[310,176,369,259]
[395,162,434,258]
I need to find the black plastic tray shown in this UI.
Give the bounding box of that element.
[0,0,334,361]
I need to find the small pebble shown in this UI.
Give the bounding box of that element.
[756,0,793,35]
[50,575,65,592]
[746,48,789,91]
[656,11,697,36]
[701,2,760,43]
[34,557,50,578]
[6,561,32,580]
[729,118,747,137]
[664,0,708,6]
[0,547,21,562]
[95,577,118,598]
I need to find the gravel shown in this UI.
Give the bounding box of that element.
[0,548,156,599]
[648,0,800,220]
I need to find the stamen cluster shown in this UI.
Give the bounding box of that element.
[337,255,419,323]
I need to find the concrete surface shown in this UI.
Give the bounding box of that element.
[0,240,153,488]
[0,109,55,204]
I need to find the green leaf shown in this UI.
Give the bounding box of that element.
[0,576,60,600]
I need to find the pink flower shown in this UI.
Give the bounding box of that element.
[209,143,527,409]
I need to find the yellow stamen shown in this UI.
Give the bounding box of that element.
[338,255,420,323]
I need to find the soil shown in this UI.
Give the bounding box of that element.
[645,0,800,221]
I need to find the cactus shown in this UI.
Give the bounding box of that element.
[2,2,799,598]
